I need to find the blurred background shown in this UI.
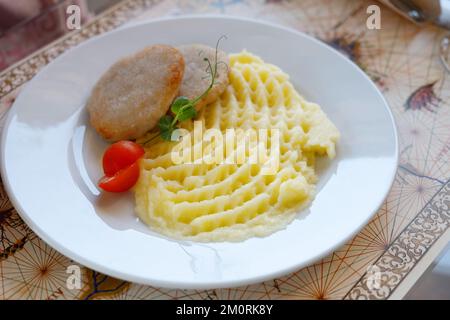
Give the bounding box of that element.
[0,0,120,71]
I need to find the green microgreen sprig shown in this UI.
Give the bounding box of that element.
[142,35,227,145]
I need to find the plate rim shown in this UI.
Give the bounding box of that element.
[0,14,399,289]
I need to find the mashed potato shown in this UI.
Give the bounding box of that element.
[135,51,339,242]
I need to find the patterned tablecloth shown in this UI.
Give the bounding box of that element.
[0,0,449,300]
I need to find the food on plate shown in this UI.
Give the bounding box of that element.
[178,43,229,111]
[88,38,339,241]
[98,141,144,192]
[138,41,226,144]
[99,162,141,193]
[134,51,340,241]
[87,45,185,141]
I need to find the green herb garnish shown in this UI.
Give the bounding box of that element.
[142,35,227,145]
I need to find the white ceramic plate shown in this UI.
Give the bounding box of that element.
[1,16,398,289]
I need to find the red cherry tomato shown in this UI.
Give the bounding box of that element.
[98,162,140,193]
[98,140,144,193]
[102,141,144,176]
